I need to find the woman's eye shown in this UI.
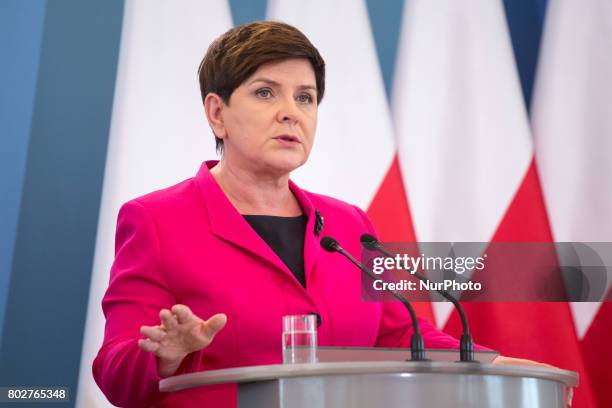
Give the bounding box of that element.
[297,93,313,104]
[255,88,272,98]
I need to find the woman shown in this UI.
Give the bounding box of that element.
[93,21,547,408]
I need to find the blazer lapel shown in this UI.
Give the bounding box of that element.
[289,180,322,289]
[195,161,304,288]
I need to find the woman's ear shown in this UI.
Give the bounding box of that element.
[204,93,226,139]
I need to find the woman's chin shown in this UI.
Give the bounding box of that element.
[260,154,308,176]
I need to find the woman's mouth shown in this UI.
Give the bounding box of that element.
[274,135,300,144]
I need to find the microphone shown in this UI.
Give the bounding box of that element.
[360,233,475,362]
[320,236,428,361]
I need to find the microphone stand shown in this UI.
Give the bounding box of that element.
[321,237,428,361]
[360,234,475,362]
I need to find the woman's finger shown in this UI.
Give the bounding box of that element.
[138,338,160,353]
[203,313,227,338]
[140,325,166,342]
[172,304,194,324]
[493,356,558,370]
[160,309,179,331]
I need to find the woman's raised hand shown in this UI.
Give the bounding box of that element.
[492,355,558,369]
[138,304,227,377]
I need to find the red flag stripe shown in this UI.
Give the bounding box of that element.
[444,159,597,407]
[367,153,436,324]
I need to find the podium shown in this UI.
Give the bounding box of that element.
[159,350,578,407]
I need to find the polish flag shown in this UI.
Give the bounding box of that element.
[267,0,434,322]
[267,0,394,209]
[392,0,595,406]
[75,1,232,406]
[531,0,612,406]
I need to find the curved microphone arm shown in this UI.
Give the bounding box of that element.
[360,234,475,362]
[320,237,428,361]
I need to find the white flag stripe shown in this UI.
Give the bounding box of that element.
[532,0,612,338]
[393,0,533,326]
[267,0,395,209]
[76,1,232,406]
[570,302,603,339]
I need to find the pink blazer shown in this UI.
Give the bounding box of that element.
[93,161,463,407]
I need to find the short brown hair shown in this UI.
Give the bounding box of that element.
[198,21,326,153]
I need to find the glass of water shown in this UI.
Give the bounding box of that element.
[282,314,318,364]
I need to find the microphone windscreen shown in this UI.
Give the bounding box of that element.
[360,233,379,250]
[320,236,339,252]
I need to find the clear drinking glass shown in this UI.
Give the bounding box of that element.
[282,314,318,364]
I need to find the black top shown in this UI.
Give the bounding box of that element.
[243,215,307,288]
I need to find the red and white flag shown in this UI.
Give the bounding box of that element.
[267,0,395,209]
[392,0,596,406]
[267,0,433,320]
[76,1,232,406]
[532,0,612,406]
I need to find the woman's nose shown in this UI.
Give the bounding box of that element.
[276,99,299,124]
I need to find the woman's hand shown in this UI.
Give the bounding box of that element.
[492,355,558,370]
[138,304,227,377]
[493,356,574,406]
